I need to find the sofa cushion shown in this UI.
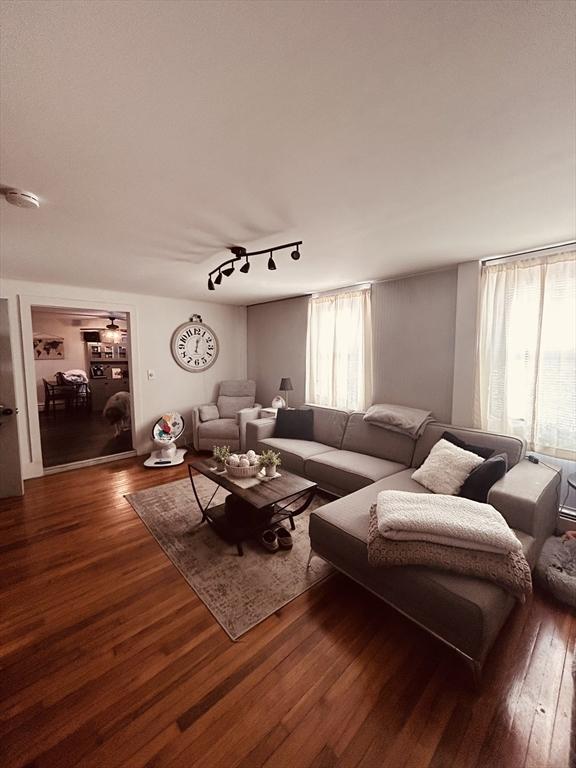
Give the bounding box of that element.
[274,408,314,440]
[217,395,255,419]
[258,437,335,475]
[341,412,415,465]
[198,418,239,440]
[305,450,407,493]
[309,405,350,448]
[413,423,524,469]
[309,484,536,660]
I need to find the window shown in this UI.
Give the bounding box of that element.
[476,251,576,460]
[306,286,372,411]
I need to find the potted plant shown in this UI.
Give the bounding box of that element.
[212,445,231,471]
[258,449,281,477]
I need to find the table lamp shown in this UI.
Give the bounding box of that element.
[279,377,293,408]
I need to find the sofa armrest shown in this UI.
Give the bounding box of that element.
[488,460,561,548]
[237,406,262,451]
[246,418,276,451]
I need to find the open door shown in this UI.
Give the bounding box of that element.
[0,298,24,498]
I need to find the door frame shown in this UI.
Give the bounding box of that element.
[18,295,141,477]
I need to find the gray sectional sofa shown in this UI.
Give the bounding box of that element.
[246,405,561,680]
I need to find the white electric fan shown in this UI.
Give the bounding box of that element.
[144,412,187,467]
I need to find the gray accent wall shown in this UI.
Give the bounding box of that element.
[371,268,458,422]
[247,297,308,408]
[247,268,459,422]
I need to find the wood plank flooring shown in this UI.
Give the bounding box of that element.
[0,457,574,768]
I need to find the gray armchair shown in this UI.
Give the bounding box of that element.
[191,379,261,452]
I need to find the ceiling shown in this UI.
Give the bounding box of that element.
[1,1,575,306]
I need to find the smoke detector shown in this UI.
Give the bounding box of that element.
[2,188,40,209]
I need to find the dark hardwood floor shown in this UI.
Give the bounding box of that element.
[39,409,133,467]
[0,457,573,767]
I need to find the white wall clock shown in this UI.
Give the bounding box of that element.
[171,315,219,372]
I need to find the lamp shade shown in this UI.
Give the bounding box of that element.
[279,377,293,392]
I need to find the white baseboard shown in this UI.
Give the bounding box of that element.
[43,450,137,475]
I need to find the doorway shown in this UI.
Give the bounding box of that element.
[31,306,135,469]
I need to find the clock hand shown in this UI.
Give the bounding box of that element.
[194,339,200,354]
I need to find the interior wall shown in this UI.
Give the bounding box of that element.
[2,278,247,479]
[371,268,458,422]
[247,297,308,408]
[247,268,460,422]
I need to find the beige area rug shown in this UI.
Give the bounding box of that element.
[125,476,333,640]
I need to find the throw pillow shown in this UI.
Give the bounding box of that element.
[274,408,314,440]
[411,438,484,495]
[459,453,508,503]
[441,430,494,460]
[199,404,219,422]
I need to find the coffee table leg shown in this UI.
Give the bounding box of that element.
[237,541,244,556]
[289,514,295,531]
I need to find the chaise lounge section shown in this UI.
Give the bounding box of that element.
[247,407,561,679]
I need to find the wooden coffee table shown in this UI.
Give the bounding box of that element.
[187,458,317,555]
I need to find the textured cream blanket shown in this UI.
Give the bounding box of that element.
[376,490,522,554]
[368,506,532,602]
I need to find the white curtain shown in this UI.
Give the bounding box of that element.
[306,286,373,411]
[475,250,576,460]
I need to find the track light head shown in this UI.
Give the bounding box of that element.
[240,258,250,274]
[214,271,223,285]
[291,247,300,260]
[208,276,215,291]
[267,253,277,271]
[222,264,235,277]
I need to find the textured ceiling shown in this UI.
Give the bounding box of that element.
[1,0,575,305]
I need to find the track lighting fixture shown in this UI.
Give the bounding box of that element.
[207,240,302,291]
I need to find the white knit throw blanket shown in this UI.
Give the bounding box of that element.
[376,490,522,554]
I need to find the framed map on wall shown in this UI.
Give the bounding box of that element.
[33,335,65,360]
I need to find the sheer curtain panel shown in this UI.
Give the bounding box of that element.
[306,286,373,412]
[476,251,576,460]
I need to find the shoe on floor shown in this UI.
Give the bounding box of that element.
[275,526,293,549]
[260,529,279,552]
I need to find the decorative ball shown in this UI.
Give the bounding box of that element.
[248,457,258,466]
[228,456,240,467]
[246,449,256,460]
[229,454,239,463]
[239,458,250,468]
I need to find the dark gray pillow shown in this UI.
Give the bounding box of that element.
[459,453,508,503]
[274,408,313,440]
[441,430,495,460]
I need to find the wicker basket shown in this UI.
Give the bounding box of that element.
[225,461,261,479]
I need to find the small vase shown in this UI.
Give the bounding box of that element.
[215,459,225,472]
[265,464,277,477]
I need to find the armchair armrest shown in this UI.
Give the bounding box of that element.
[488,460,562,548]
[246,418,276,452]
[237,406,262,451]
